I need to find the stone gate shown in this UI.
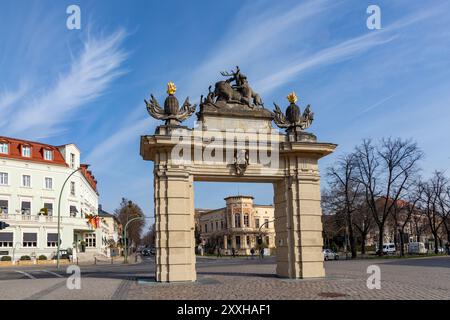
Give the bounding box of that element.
[140,67,336,282]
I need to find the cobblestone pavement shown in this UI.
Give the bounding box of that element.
[0,256,448,299]
[125,256,450,300]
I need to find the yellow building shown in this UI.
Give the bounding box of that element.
[196,196,275,255]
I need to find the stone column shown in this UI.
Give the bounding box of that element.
[154,167,196,282]
[223,235,228,250]
[273,155,325,279]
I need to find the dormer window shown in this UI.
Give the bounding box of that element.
[22,145,31,157]
[0,142,8,154]
[44,149,53,161]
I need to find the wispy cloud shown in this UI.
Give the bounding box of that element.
[2,29,128,138]
[86,116,154,169]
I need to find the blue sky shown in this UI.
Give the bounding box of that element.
[1,0,450,225]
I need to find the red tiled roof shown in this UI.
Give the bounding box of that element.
[80,164,98,194]
[0,136,98,194]
[0,136,68,166]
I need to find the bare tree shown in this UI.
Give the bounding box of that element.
[326,154,362,258]
[390,182,423,256]
[354,138,423,256]
[114,198,145,249]
[420,172,447,254]
[352,202,374,255]
[141,223,156,247]
[438,176,450,248]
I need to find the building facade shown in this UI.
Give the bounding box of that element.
[98,204,122,257]
[196,196,275,255]
[0,136,101,261]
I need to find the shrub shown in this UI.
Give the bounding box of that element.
[20,255,31,261]
[1,256,12,261]
[38,255,47,260]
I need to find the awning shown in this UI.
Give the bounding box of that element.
[0,233,13,242]
[47,233,58,242]
[23,233,37,242]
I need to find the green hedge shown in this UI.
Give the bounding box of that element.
[1,256,12,261]
[38,255,47,260]
[20,255,31,261]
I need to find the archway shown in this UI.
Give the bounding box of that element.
[140,69,336,282]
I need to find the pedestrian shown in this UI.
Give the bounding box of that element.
[260,247,264,259]
[250,248,255,259]
[217,246,222,258]
[231,247,236,258]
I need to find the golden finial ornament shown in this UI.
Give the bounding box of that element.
[287,91,298,104]
[167,82,177,95]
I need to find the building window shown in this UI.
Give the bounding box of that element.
[220,220,224,229]
[264,219,269,228]
[234,213,241,228]
[0,143,8,154]
[21,201,31,215]
[85,233,96,247]
[43,203,53,216]
[247,236,251,246]
[235,236,241,249]
[205,224,208,233]
[44,177,53,190]
[0,200,8,214]
[0,172,8,185]
[265,236,270,246]
[70,153,75,168]
[216,221,219,230]
[22,175,31,187]
[70,181,76,196]
[210,222,214,232]
[255,218,260,229]
[0,232,13,247]
[23,233,37,247]
[44,149,53,161]
[70,205,78,217]
[244,214,249,227]
[47,233,58,247]
[22,146,31,157]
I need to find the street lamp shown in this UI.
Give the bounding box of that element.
[57,167,82,269]
[123,216,144,264]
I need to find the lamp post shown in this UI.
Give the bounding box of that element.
[57,167,81,269]
[123,216,144,264]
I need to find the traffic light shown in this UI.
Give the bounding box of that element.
[0,221,10,230]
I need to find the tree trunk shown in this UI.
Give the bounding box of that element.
[361,235,366,255]
[399,230,405,257]
[377,225,384,256]
[434,233,439,254]
[346,214,357,259]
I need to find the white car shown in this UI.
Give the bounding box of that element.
[323,249,339,261]
[382,243,396,255]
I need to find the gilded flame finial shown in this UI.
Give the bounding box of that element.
[287,91,298,104]
[167,82,177,95]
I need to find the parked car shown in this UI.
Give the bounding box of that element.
[382,243,396,255]
[323,249,339,261]
[142,247,155,256]
[52,249,71,260]
[408,242,427,254]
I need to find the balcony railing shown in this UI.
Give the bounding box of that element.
[0,213,91,228]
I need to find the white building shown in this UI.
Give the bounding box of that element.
[0,136,102,261]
